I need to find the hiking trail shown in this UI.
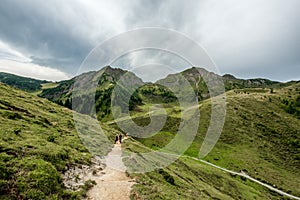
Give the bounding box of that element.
[86,139,135,200]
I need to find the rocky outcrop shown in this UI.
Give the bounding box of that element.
[62,156,106,191]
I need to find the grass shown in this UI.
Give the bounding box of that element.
[0,72,48,92]
[31,82,59,96]
[200,85,300,196]
[119,83,300,198]
[1,69,299,199]
[124,138,285,200]
[0,83,94,199]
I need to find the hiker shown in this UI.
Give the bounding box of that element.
[119,134,123,144]
[115,134,119,144]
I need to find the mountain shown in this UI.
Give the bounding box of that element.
[157,67,283,101]
[0,72,49,92]
[1,66,289,107]
[2,82,299,200]
[38,66,286,120]
[1,67,299,199]
[39,66,144,121]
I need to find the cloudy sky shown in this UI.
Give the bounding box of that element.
[0,0,299,82]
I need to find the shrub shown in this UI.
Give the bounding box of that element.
[296,95,300,107]
[158,169,175,185]
[13,128,21,135]
[6,112,23,120]
[47,135,55,143]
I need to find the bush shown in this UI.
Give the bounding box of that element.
[13,128,21,135]
[158,169,175,185]
[47,135,55,143]
[0,179,8,193]
[296,95,300,107]
[6,112,23,120]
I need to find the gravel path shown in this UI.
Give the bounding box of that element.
[87,142,135,200]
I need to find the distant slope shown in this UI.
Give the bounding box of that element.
[196,83,300,196]
[0,72,49,92]
[39,66,143,121]
[157,67,283,101]
[125,82,300,198]
[38,66,292,119]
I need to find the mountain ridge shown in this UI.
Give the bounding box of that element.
[0,72,49,92]
[0,66,296,120]
[0,66,295,92]
[0,67,299,199]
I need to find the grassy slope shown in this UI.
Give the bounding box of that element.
[120,83,300,199]
[2,69,299,199]
[194,84,300,196]
[0,72,49,92]
[31,82,59,96]
[0,83,94,199]
[123,138,284,200]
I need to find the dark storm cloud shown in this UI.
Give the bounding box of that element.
[0,0,299,81]
[0,0,94,74]
[125,0,300,81]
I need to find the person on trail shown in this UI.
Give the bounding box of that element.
[119,134,123,144]
[115,134,119,144]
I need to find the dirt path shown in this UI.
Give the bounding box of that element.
[86,141,135,200]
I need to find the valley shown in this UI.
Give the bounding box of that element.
[0,66,299,199]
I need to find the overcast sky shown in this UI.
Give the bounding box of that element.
[0,0,299,82]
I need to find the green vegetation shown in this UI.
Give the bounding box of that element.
[281,94,300,118]
[158,67,291,102]
[197,84,300,196]
[124,139,285,200]
[39,66,143,121]
[122,82,300,198]
[0,72,49,92]
[1,67,299,199]
[0,83,94,199]
[38,79,75,109]
[36,66,299,198]
[139,83,177,103]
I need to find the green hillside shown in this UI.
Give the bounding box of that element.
[0,83,102,199]
[0,72,49,92]
[36,66,300,198]
[37,66,291,121]
[39,66,143,121]
[1,67,299,199]
[119,82,300,198]
[124,138,286,200]
[193,83,300,196]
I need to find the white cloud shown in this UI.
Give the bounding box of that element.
[120,0,300,81]
[0,0,299,81]
[0,40,31,62]
[0,60,69,81]
[0,40,69,81]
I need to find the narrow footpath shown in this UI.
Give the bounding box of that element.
[87,140,135,200]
